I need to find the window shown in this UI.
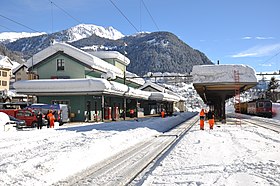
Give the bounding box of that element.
[2,81,7,86]
[0,71,1,76]
[2,71,7,77]
[57,59,65,71]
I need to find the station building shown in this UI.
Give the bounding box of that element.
[13,42,183,122]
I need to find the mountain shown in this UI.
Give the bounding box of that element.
[65,24,124,42]
[3,24,213,75]
[0,32,46,44]
[0,44,25,64]
[3,24,124,59]
[72,32,213,75]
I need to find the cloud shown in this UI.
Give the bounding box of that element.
[231,43,280,58]
[259,63,272,67]
[241,36,274,40]
[256,36,274,40]
[242,36,252,40]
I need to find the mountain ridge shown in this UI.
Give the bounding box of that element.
[2,24,213,75]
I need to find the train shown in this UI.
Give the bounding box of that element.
[235,99,273,118]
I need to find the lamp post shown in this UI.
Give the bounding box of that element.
[123,42,127,120]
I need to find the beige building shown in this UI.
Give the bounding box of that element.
[0,56,13,91]
[13,64,29,81]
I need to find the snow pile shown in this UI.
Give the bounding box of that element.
[0,112,196,186]
[192,64,257,83]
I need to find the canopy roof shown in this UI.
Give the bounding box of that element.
[13,78,180,102]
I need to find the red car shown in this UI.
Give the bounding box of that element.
[0,109,47,128]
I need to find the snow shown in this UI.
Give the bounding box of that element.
[66,24,124,42]
[1,110,280,185]
[87,50,130,66]
[0,32,46,43]
[141,122,280,185]
[0,112,195,185]
[191,64,257,83]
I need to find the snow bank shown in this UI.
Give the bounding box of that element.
[191,64,257,83]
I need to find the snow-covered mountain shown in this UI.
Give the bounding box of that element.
[0,32,46,43]
[65,24,124,42]
[0,24,124,44]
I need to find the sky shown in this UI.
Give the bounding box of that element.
[0,0,280,73]
[1,108,280,185]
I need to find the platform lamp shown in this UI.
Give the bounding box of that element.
[123,42,128,120]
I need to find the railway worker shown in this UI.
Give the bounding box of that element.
[47,110,55,128]
[161,109,165,118]
[199,108,205,130]
[208,110,215,129]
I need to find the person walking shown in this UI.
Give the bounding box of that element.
[208,110,215,129]
[199,109,205,130]
[47,110,55,128]
[36,111,43,129]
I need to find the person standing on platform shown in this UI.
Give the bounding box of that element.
[208,110,215,129]
[47,110,55,128]
[36,111,43,129]
[199,109,205,130]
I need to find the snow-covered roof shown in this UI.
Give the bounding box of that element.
[0,55,13,69]
[125,71,145,85]
[12,63,28,74]
[13,78,180,102]
[25,42,124,78]
[87,51,130,66]
[139,81,165,92]
[149,92,180,102]
[13,78,111,94]
[191,64,257,84]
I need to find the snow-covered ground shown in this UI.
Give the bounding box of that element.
[1,110,280,186]
[0,112,195,186]
[140,121,280,186]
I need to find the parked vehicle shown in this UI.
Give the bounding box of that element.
[0,108,47,128]
[8,115,26,129]
[27,104,69,125]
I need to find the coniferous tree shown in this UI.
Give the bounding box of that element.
[266,77,279,101]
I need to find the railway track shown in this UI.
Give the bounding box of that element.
[242,118,280,133]
[54,115,199,186]
[228,113,280,133]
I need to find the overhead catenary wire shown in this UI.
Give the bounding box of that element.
[263,50,280,65]
[108,0,139,32]
[48,0,82,24]
[141,0,160,31]
[0,14,41,33]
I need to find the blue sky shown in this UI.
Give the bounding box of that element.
[0,0,280,73]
